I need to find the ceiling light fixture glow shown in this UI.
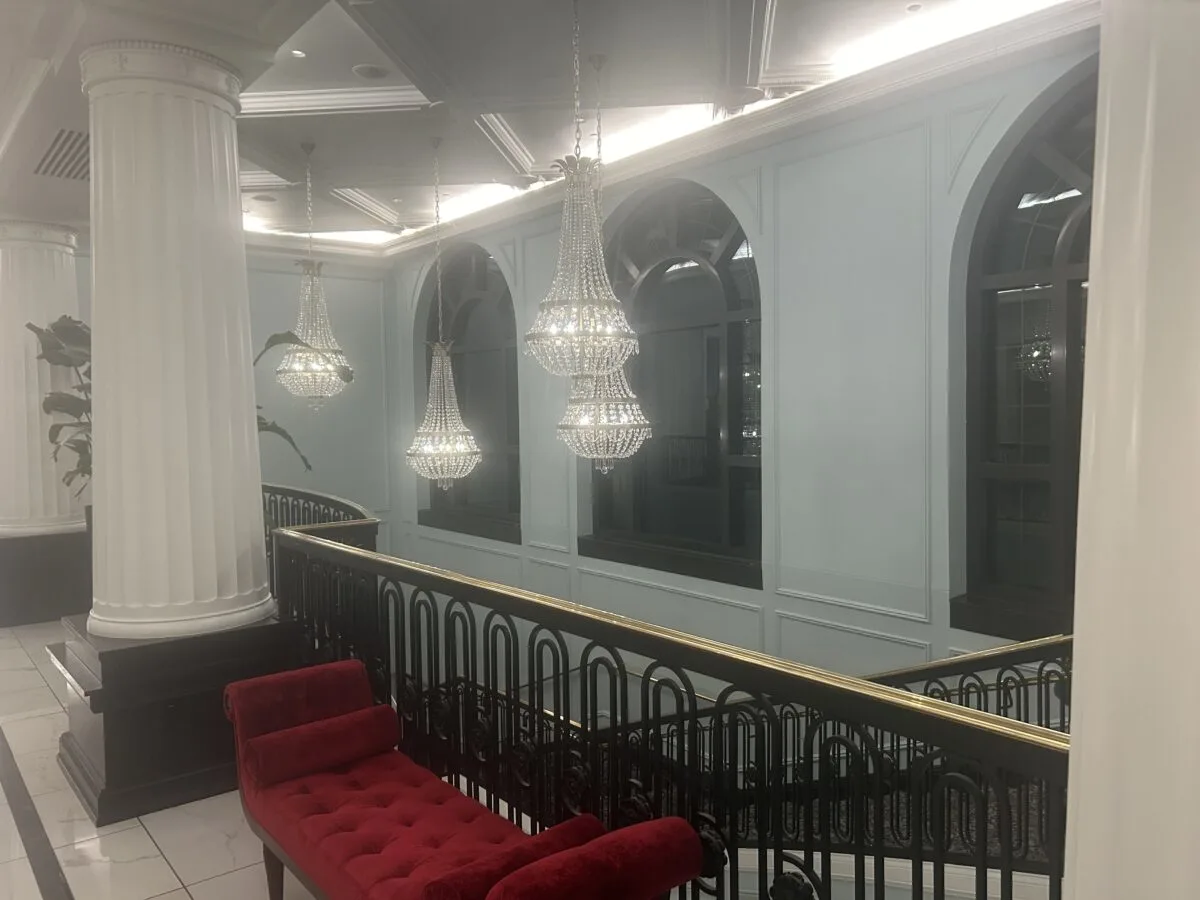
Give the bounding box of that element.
[831,0,1075,78]
[602,105,716,163]
[290,49,306,58]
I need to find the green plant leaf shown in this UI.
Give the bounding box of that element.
[257,414,312,471]
[25,316,90,367]
[42,392,90,419]
[253,331,306,367]
[25,324,77,367]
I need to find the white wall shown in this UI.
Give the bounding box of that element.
[380,46,1097,675]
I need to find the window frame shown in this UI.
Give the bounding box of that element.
[415,246,521,545]
[580,182,763,589]
[954,79,1096,640]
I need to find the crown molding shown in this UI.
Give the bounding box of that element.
[476,113,535,176]
[243,230,392,266]
[374,0,1099,260]
[238,85,428,117]
[330,187,402,226]
[237,1,1100,263]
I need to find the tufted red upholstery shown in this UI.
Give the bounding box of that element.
[484,816,704,900]
[226,659,375,741]
[243,705,400,788]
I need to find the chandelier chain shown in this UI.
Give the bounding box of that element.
[572,0,582,160]
[433,140,444,344]
[304,151,314,261]
[593,55,604,212]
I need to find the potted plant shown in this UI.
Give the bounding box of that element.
[25,321,341,529]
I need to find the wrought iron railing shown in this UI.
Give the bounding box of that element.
[272,523,1070,900]
[260,484,378,591]
[870,636,1073,734]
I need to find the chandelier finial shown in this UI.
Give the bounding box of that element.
[406,138,482,490]
[275,142,353,409]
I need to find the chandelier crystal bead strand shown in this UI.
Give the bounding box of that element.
[406,140,482,490]
[558,53,651,472]
[524,0,638,378]
[276,143,353,409]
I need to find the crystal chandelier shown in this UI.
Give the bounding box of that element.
[406,141,481,490]
[524,0,638,378]
[276,144,352,409]
[558,368,651,474]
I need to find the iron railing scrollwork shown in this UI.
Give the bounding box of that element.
[260,484,378,592]
[272,524,1070,900]
[869,635,1073,733]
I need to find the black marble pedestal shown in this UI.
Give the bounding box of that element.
[52,613,304,825]
[0,531,91,627]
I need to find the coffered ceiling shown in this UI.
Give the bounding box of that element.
[0,0,1079,247]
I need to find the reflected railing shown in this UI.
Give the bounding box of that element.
[869,636,1073,734]
[272,521,1070,900]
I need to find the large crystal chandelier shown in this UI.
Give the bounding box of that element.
[558,368,651,474]
[276,144,352,409]
[524,0,638,378]
[406,141,481,490]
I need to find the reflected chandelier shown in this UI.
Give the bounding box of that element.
[406,141,482,490]
[524,0,637,378]
[558,368,651,474]
[276,144,352,409]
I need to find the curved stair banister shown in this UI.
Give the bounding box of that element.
[271,522,1070,900]
[869,635,1073,733]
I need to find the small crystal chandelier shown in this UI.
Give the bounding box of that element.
[406,141,482,490]
[1020,334,1052,381]
[558,368,651,474]
[524,0,638,378]
[276,143,352,409]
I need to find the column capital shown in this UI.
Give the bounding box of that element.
[80,41,242,108]
[0,221,77,250]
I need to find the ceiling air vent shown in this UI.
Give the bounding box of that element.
[34,129,90,181]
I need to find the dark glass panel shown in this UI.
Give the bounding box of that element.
[985,480,1052,590]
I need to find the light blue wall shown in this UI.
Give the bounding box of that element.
[381,46,1097,675]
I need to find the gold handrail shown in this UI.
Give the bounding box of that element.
[276,527,1070,755]
[869,634,1073,682]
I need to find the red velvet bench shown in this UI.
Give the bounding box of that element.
[225,661,710,900]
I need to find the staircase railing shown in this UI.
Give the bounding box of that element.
[260,484,378,591]
[272,522,1069,900]
[869,636,1073,734]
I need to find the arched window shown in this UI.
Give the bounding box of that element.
[955,77,1095,639]
[416,245,520,543]
[578,181,762,588]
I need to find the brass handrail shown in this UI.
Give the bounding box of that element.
[869,634,1073,683]
[275,526,1070,755]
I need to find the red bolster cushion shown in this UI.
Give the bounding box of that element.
[425,814,606,900]
[242,703,399,787]
[485,817,702,900]
[225,660,375,741]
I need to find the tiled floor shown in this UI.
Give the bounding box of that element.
[0,621,315,900]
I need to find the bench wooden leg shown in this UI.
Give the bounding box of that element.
[263,843,284,900]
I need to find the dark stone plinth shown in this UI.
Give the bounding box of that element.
[54,612,304,825]
[0,531,91,627]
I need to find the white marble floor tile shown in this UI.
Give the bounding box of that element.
[0,686,59,724]
[56,825,182,900]
[140,790,260,885]
[0,670,47,698]
[13,746,70,797]
[33,788,140,849]
[150,892,191,900]
[0,711,66,756]
[31,652,69,709]
[11,621,66,653]
[186,862,316,900]
[0,803,27,865]
[0,649,35,673]
[0,856,40,900]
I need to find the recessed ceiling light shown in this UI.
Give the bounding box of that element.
[352,63,390,81]
[252,194,278,203]
[906,2,923,11]
[290,49,306,58]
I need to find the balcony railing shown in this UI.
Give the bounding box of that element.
[260,484,378,591]
[271,520,1070,900]
[870,636,1073,734]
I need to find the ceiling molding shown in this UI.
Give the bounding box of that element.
[245,1,1101,262]
[759,63,835,90]
[238,85,428,117]
[475,113,535,176]
[239,169,292,190]
[330,187,401,226]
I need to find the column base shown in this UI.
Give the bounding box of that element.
[0,530,91,627]
[52,612,306,825]
[0,515,86,538]
[87,588,276,639]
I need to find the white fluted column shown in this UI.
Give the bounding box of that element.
[0,222,86,537]
[1064,2,1200,897]
[82,42,272,639]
